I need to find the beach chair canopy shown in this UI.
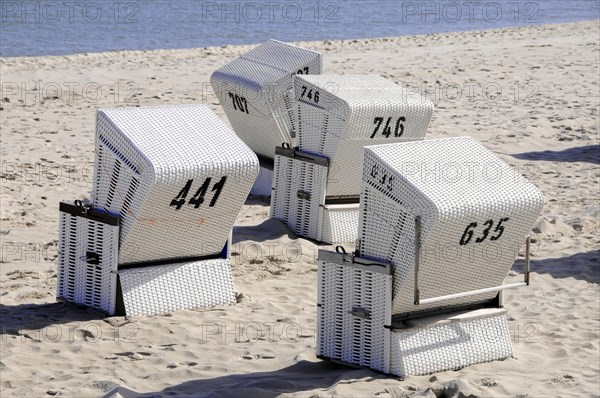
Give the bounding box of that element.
[91,104,259,265]
[358,137,544,317]
[211,39,322,158]
[294,74,434,197]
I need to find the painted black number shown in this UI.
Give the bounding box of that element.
[371,117,406,138]
[300,85,319,103]
[371,117,384,138]
[490,217,510,241]
[228,92,249,114]
[460,218,510,245]
[476,219,494,243]
[459,222,478,245]
[169,179,193,210]
[209,176,226,207]
[296,67,309,75]
[170,177,227,210]
[394,117,405,137]
[188,177,211,208]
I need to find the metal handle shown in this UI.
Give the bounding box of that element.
[413,216,531,306]
[413,216,421,305]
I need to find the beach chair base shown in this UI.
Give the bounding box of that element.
[118,258,235,316]
[270,147,359,244]
[57,201,235,316]
[317,250,513,377]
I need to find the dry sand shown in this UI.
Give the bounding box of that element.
[1,20,599,397]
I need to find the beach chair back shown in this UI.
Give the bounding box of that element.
[211,40,322,159]
[91,104,259,265]
[294,74,434,197]
[358,137,544,317]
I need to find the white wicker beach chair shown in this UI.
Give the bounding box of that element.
[211,39,322,158]
[57,104,258,316]
[270,75,433,243]
[317,137,544,376]
[210,40,321,196]
[92,104,259,265]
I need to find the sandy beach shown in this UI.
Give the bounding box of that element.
[1,20,599,397]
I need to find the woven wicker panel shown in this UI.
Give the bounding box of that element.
[249,164,274,197]
[317,255,391,371]
[390,310,513,376]
[294,75,434,197]
[119,258,235,316]
[211,40,322,158]
[57,204,119,315]
[91,104,258,265]
[320,204,360,244]
[358,137,544,316]
[270,153,328,240]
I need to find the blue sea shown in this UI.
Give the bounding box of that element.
[0,0,598,57]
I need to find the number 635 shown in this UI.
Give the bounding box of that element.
[459,217,509,246]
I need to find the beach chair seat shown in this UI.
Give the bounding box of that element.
[91,104,258,265]
[317,137,543,376]
[270,75,433,243]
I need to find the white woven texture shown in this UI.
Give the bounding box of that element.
[270,154,327,240]
[211,40,322,158]
[271,154,359,243]
[57,209,119,315]
[91,104,258,265]
[118,258,235,316]
[358,137,544,316]
[294,75,433,197]
[249,164,274,196]
[317,258,391,371]
[390,311,513,376]
[320,204,360,244]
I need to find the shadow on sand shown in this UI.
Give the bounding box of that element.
[0,301,107,338]
[512,249,599,283]
[103,360,388,398]
[511,145,600,164]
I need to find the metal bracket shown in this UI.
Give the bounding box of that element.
[413,216,531,306]
[85,251,100,265]
[297,190,311,200]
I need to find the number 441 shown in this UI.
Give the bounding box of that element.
[170,177,226,210]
